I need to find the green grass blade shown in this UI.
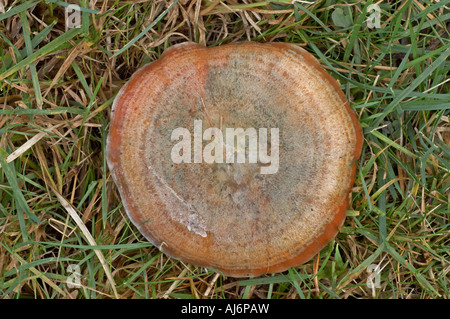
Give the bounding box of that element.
[0,27,82,81]
[0,1,39,22]
[370,47,450,130]
[0,148,41,241]
[112,0,179,57]
[20,11,42,107]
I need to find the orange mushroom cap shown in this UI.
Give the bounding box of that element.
[107,42,363,277]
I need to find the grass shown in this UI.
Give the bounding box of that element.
[0,0,449,299]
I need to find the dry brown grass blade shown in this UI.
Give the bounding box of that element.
[44,40,92,97]
[51,187,120,299]
[8,250,68,297]
[0,123,63,169]
[162,267,188,298]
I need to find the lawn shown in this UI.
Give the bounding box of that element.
[0,0,449,299]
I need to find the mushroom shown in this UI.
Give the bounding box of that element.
[107,42,363,277]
